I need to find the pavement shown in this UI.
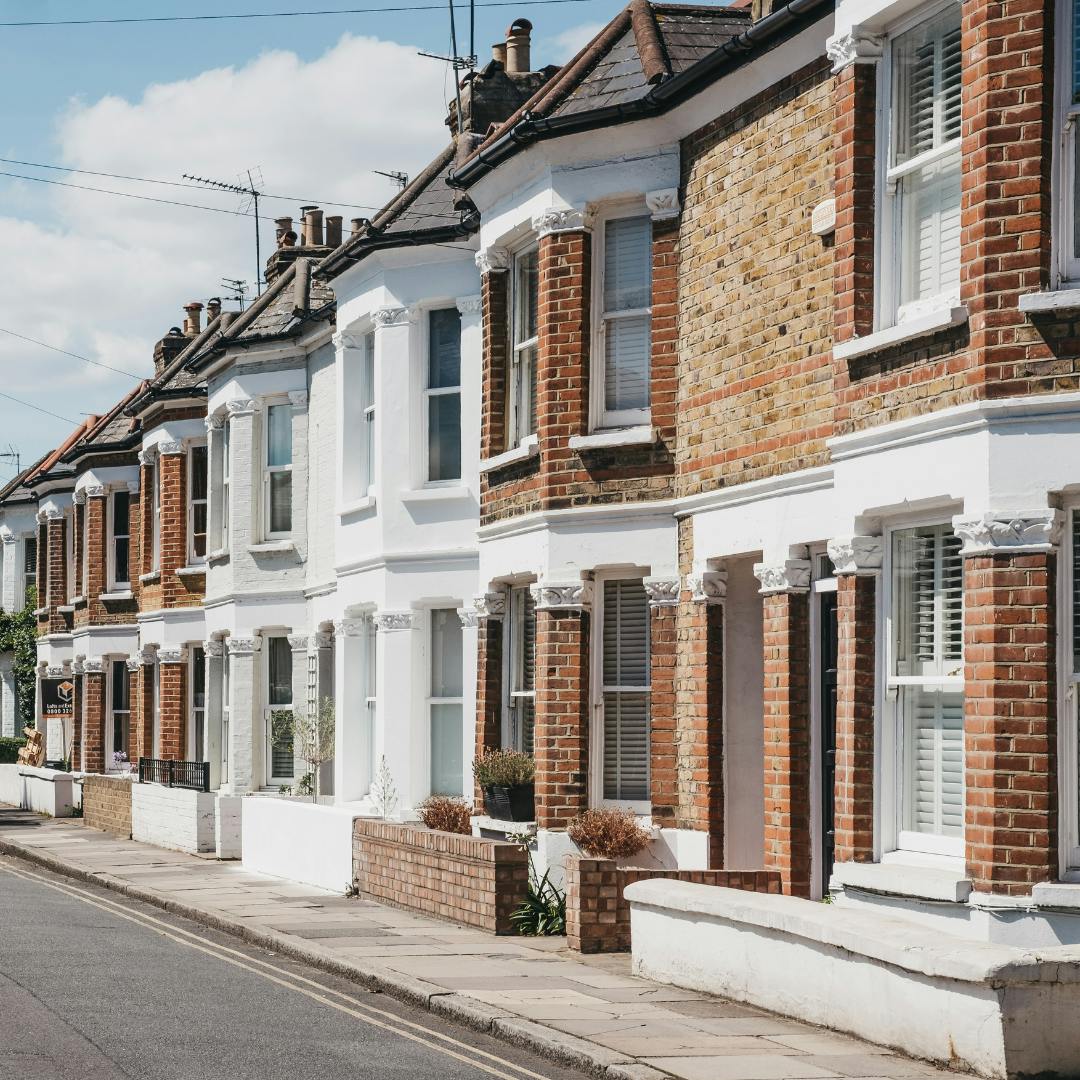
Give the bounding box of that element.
[0,807,956,1080]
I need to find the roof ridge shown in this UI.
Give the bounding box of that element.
[630,0,672,85]
[371,142,457,232]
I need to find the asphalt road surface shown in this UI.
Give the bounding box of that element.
[0,855,590,1080]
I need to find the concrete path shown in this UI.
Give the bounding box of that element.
[0,808,954,1080]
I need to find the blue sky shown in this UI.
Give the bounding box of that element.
[0,0,615,471]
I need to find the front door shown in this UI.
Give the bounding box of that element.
[818,590,838,896]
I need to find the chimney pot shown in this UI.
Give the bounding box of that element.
[505,18,532,73]
[298,205,318,245]
[350,217,365,235]
[206,298,222,322]
[183,301,203,336]
[492,41,507,66]
[325,215,343,248]
[275,216,293,247]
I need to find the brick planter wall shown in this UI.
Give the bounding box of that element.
[565,855,782,953]
[353,819,529,934]
[81,775,133,838]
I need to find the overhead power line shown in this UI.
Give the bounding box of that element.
[0,0,593,28]
[0,328,143,381]
[0,390,76,426]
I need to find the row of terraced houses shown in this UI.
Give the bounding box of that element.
[4,1,1080,1074]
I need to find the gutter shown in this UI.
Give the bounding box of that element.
[316,216,478,280]
[449,0,834,189]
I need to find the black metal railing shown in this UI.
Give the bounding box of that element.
[138,757,210,793]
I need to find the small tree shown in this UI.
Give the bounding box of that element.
[271,698,335,803]
[370,755,398,819]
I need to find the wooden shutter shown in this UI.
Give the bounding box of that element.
[909,689,964,837]
[897,525,963,677]
[602,579,650,802]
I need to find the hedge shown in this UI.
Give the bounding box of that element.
[0,737,24,764]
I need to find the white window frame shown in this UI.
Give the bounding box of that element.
[881,517,965,862]
[188,644,206,762]
[590,205,653,431]
[423,307,462,486]
[23,536,36,605]
[361,331,376,495]
[1055,1,1080,285]
[262,402,293,541]
[80,501,89,597]
[221,419,231,549]
[106,659,130,772]
[1059,505,1080,874]
[589,572,652,815]
[264,634,295,785]
[875,0,963,331]
[108,488,131,591]
[501,584,536,754]
[188,441,208,565]
[64,507,75,602]
[508,243,539,449]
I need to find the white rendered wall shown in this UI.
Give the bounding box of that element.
[131,783,216,853]
[241,796,357,892]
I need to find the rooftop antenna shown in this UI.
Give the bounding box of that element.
[0,445,20,479]
[417,0,475,127]
[469,0,475,72]
[220,278,249,313]
[374,169,409,191]
[184,169,265,297]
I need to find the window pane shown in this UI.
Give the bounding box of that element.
[431,609,462,698]
[603,580,650,686]
[894,8,962,163]
[111,660,128,711]
[114,538,130,585]
[603,691,649,801]
[112,491,129,536]
[1073,513,1080,673]
[604,216,652,312]
[899,149,961,309]
[192,505,208,557]
[269,471,292,534]
[894,525,963,677]
[903,687,964,837]
[1074,0,1080,102]
[604,314,651,413]
[190,445,208,501]
[24,537,36,575]
[514,249,539,344]
[267,638,292,706]
[267,404,292,467]
[191,647,206,710]
[427,393,461,482]
[430,702,463,795]
[428,309,461,389]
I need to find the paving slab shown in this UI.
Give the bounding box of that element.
[0,808,961,1080]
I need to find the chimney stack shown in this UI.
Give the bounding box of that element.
[325,215,343,248]
[206,297,222,323]
[505,19,532,73]
[183,301,203,336]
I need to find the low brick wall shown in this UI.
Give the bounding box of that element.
[82,775,133,838]
[565,856,783,953]
[353,819,529,934]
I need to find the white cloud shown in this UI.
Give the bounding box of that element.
[0,33,452,461]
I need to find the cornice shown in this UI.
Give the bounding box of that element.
[753,559,812,595]
[827,535,884,576]
[952,510,1063,557]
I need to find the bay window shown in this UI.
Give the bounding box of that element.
[595,214,652,428]
[881,4,962,325]
[109,490,130,590]
[188,444,208,563]
[888,524,964,856]
[509,247,538,447]
[595,578,651,809]
[425,309,462,483]
[1058,0,1080,282]
[264,404,292,538]
[503,586,535,754]
[429,608,463,796]
[266,636,294,783]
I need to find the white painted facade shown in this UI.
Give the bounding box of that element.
[0,501,39,737]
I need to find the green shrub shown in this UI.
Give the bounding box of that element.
[0,737,23,764]
[472,749,535,787]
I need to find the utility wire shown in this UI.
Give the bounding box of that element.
[0,390,76,426]
[0,0,593,28]
[0,328,144,381]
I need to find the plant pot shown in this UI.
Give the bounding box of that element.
[482,783,535,822]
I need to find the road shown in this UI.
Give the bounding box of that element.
[0,855,589,1080]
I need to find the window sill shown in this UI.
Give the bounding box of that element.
[176,565,207,578]
[208,549,229,564]
[1030,882,1080,910]
[479,436,539,474]
[400,485,471,504]
[248,540,296,555]
[71,596,86,606]
[139,571,160,585]
[1018,288,1080,315]
[569,425,654,452]
[474,814,536,836]
[831,859,972,904]
[338,494,376,517]
[57,604,75,614]
[32,607,47,617]
[100,590,133,602]
[833,305,969,362]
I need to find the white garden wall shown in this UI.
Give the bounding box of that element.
[0,765,78,816]
[131,783,216,854]
[242,796,358,892]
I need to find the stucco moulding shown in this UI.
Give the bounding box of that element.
[158,440,185,456]
[753,560,812,595]
[531,206,591,238]
[375,611,416,632]
[226,637,262,655]
[531,581,593,611]
[952,511,1063,557]
[456,294,482,315]
[475,247,510,275]
[473,591,507,619]
[203,640,226,658]
[287,634,309,651]
[226,398,258,418]
[827,536,884,576]
[157,647,187,664]
[334,618,366,638]
[457,608,479,629]
[643,577,680,607]
[826,30,883,73]
[687,570,727,603]
[372,306,409,328]
[645,188,680,221]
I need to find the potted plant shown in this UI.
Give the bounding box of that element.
[473,749,535,822]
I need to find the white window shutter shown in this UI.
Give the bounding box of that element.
[909,689,964,837]
[603,217,652,415]
[602,580,650,802]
